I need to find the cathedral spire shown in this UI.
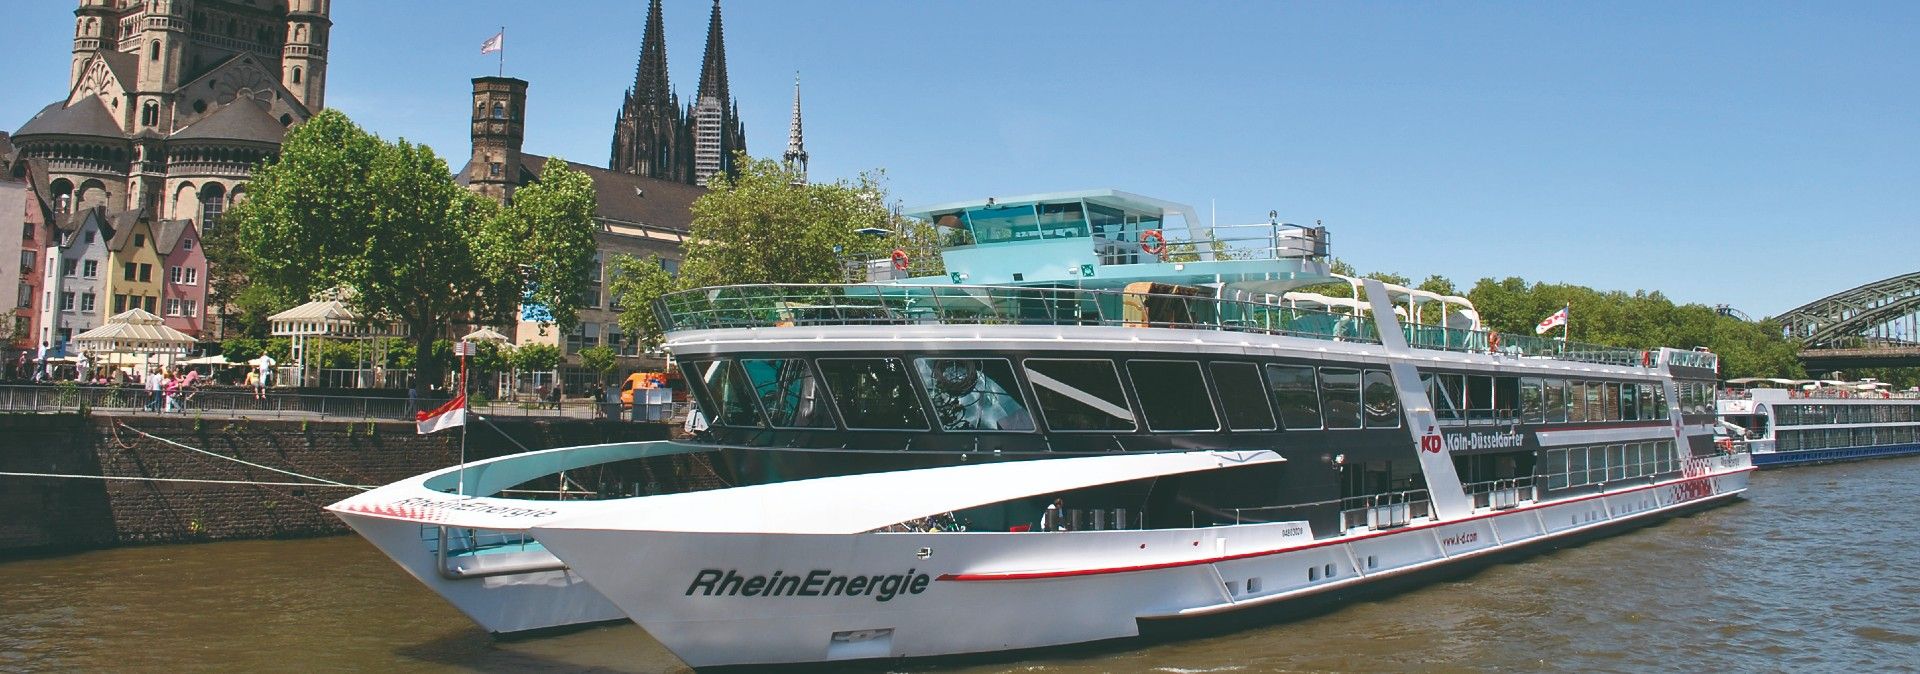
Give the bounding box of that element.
[784,73,807,184]
[695,0,730,108]
[633,0,672,109]
[611,0,687,180]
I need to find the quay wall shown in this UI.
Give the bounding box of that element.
[0,413,667,553]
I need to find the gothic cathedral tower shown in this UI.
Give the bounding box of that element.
[609,0,745,187]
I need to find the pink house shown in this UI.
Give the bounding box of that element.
[155,218,207,338]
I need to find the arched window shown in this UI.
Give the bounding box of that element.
[491,102,505,119]
[50,179,74,214]
[291,66,302,84]
[149,40,160,61]
[200,183,227,230]
[140,102,158,127]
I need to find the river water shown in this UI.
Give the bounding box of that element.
[5,458,1919,673]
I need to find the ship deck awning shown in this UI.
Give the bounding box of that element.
[534,450,1281,535]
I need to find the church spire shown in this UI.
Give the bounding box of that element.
[634,0,671,109]
[611,0,688,180]
[784,73,807,184]
[695,0,730,108]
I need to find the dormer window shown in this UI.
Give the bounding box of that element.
[133,233,146,247]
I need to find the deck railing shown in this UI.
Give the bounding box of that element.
[659,284,1681,369]
[657,284,1384,344]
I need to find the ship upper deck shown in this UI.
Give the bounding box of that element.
[654,282,1715,372]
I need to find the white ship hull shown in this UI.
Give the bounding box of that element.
[531,456,1751,668]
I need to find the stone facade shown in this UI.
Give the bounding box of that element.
[0,413,671,552]
[10,0,332,350]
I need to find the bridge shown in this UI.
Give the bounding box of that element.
[1776,272,1920,372]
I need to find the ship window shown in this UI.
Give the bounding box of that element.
[1604,383,1623,422]
[1607,445,1626,481]
[1035,201,1088,239]
[1544,379,1567,423]
[690,359,766,428]
[1585,382,1604,423]
[818,358,929,430]
[1362,369,1400,428]
[1024,358,1136,431]
[966,204,1040,245]
[1210,362,1276,431]
[1495,376,1519,419]
[1653,386,1669,419]
[1128,360,1219,431]
[915,358,1034,432]
[1621,384,1639,421]
[1467,375,1493,421]
[1541,448,1568,489]
[1319,367,1362,429]
[1429,372,1465,422]
[1567,447,1588,486]
[1520,378,1543,423]
[740,358,836,429]
[1264,364,1322,429]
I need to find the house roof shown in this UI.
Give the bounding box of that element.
[103,209,146,251]
[463,154,704,232]
[171,99,287,144]
[154,218,196,255]
[15,97,126,140]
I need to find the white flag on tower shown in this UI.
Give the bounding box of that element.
[480,31,504,55]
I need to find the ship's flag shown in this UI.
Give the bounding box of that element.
[417,394,467,435]
[1535,306,1570,334]
[480,31,504,55]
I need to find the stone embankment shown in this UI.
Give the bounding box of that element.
[0,413,666,553]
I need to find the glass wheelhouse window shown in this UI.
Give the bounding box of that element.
[1127,360,1219,431]
[966,204,1041,245]
[1265,364,1322,430]
[690,359,767,428]
[915,358,1034,431]
[1035,202,1089,239]
[1023,359,1137,431]
[818,358,929,430]
[1319,367,1362,429]
[1210,362,1276,431]
[1362,369,1400,428]
[741,358,836,429]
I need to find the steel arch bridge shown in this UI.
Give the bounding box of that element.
[1777,271,1920,371]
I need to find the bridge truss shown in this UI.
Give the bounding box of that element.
[1777,272,1920,371]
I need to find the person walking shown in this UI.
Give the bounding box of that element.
[163,370,183,413]
[253,354,276,400]
[142,368,164,412]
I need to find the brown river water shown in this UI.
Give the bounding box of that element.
[5,458,1919,673]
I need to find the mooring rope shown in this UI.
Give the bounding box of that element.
[0,471,372,489]
[114,422,367,489]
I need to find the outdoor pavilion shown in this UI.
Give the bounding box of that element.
[269,295,404,388]
[460,326,516,397]
[71,308,197,376]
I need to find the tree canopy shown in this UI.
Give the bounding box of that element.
[221,109,597,395]
[608,155,940,350]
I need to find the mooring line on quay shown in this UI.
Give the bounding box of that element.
[112,422,368,490]
[0,472,372,489]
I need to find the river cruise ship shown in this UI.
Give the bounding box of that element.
[1717,378,1920,467]
[330,190,1752,667]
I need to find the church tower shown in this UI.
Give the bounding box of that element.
[469,77,529,202]
[690,0,747,186]
[609,0,690,182]
[70,0,115,90]
[283,0,331,111]
[783,74,807,185]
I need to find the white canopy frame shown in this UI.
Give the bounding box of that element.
[269,295,405,388]
[71,308,196,372]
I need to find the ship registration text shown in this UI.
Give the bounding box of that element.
[686,569,932,602]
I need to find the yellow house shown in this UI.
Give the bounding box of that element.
[102,213,163,316]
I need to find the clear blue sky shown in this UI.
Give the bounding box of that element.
[6,1,1916,318]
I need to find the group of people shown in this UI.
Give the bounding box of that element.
[140,367,200,413]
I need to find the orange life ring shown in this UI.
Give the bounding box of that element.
[891,248,910,271]
[1140,229,1167,256]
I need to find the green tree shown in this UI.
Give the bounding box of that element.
[224,110,596,398]
[608,155,928,349]
[512,342,563,373]
[577,345,619,383]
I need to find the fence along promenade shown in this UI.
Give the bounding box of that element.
[0,384,614,421]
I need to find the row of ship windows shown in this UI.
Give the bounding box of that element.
[684,356,1404,434]
[1429,374,1680,424]
[1536,441,1679,490]
[1776,426,1920,451]
[1775,404,1920,426]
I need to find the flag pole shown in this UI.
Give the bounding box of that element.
[457,349,471,496]
[497,26,506,77]
[1562,302,1570,343]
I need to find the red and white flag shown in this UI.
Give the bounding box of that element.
[417,394,467,434]
[480,31,504,55]
[1535,306,1569,335]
